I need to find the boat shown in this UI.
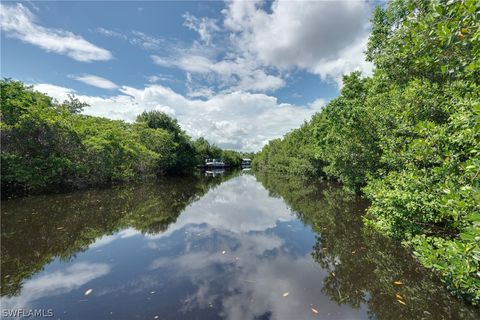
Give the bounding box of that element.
[241,158,252,168]
[205,158,226,168]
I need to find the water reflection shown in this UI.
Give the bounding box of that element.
[256,173,479,319]
[1,173,478,319]
[205,169,226,177]
[3,262,110,312]
[1,172,237,297]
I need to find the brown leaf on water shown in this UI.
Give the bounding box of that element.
[242,279,256,283]
[396,299,406,305]
[311,307,319,314]
[395,293,404,300]
[393,280,403,285]
[282,292,289,297]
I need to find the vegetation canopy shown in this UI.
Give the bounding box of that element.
[0,79,251,196]
[253,0,480,305]
[1,0,478,307]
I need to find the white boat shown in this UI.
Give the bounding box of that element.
[241,158,252,167]
[205,158,226,168]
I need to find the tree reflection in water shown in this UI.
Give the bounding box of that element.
[1,171,478,320]
[256,173,478,319]
[1,171,238,297]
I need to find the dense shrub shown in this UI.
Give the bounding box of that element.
[253,0,480,304]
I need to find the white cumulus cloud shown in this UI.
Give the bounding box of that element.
[151,54,285,93]
[33,83,75,102]
[222,0,373,85]
[151,0,373,93]
[34,82,324,151]
[183,12,220,45]
[0,3,113,62]
[71,74,119,90]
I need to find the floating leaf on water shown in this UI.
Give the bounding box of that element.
[282,292,289,297]
[395,293,404,300]
[242,279,256,283]
[396,299,406,305]
[57,227,64,230]
[393,280,403,285]
[84,289,93,296]
[311,307,319,314]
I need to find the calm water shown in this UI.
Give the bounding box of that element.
[1,171,478,320]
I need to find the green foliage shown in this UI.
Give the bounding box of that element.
[74,116,159,182]
[316,72,381,191]
[1,80,86,192]
[254,0,480,304]
[253,123,322,177]
[135,110,197,173]
[220,149,242,167]
[193,137,222,165]
[61,94,89,114]
[193,137,253,168]
[0,80,239,195]
[136,110,181,134]
[366,0,479,84]
[134,122,177,174]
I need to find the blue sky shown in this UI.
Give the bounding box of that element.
[1,0,374,151]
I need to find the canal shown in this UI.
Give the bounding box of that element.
[1,171,478,319]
